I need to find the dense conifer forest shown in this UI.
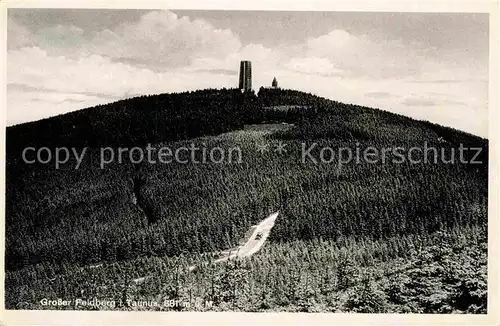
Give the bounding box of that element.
[6,88,263,152]
[4,88,488,312]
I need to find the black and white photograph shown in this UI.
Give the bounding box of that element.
[1,0,498,324]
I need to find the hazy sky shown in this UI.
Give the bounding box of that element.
[7,9,489,136]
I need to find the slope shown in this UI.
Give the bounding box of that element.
[5,88,488,274]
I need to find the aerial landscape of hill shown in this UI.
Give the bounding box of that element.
[4,87,488,313]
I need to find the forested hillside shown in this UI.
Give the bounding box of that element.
[5,88,488,312]
[6,88,262,152]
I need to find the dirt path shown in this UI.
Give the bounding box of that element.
[213,211,279,263]
[131,212,280,280]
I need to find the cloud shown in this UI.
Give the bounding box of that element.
[86,11,242,68]
[7,88,111,125]
[411,62,488,85]
[304,29,424,78]
[306,29,357,54]
[6,11,488,137]
[8,47,162,97]
[7,18,38,50]
[8,10,243,67]
[7,83,122,100]
[402,98,436,107]
[284,57,344,77]
[365,92,396,99]
[9,46,235,98]
[192,69,238,76]
[35,24,86,48]
[6,46,239,125]
[410,80,468,84]
[6,11,250,125]
[189,43,281,73]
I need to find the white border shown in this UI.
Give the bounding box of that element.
[0,0,498,325]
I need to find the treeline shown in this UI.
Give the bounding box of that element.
[6,88,263,153]
[258,87,342,109]
[260,87,488,166]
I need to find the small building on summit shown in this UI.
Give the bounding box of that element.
[272,77,278,89]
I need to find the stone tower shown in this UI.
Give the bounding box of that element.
[239,61,252,91]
